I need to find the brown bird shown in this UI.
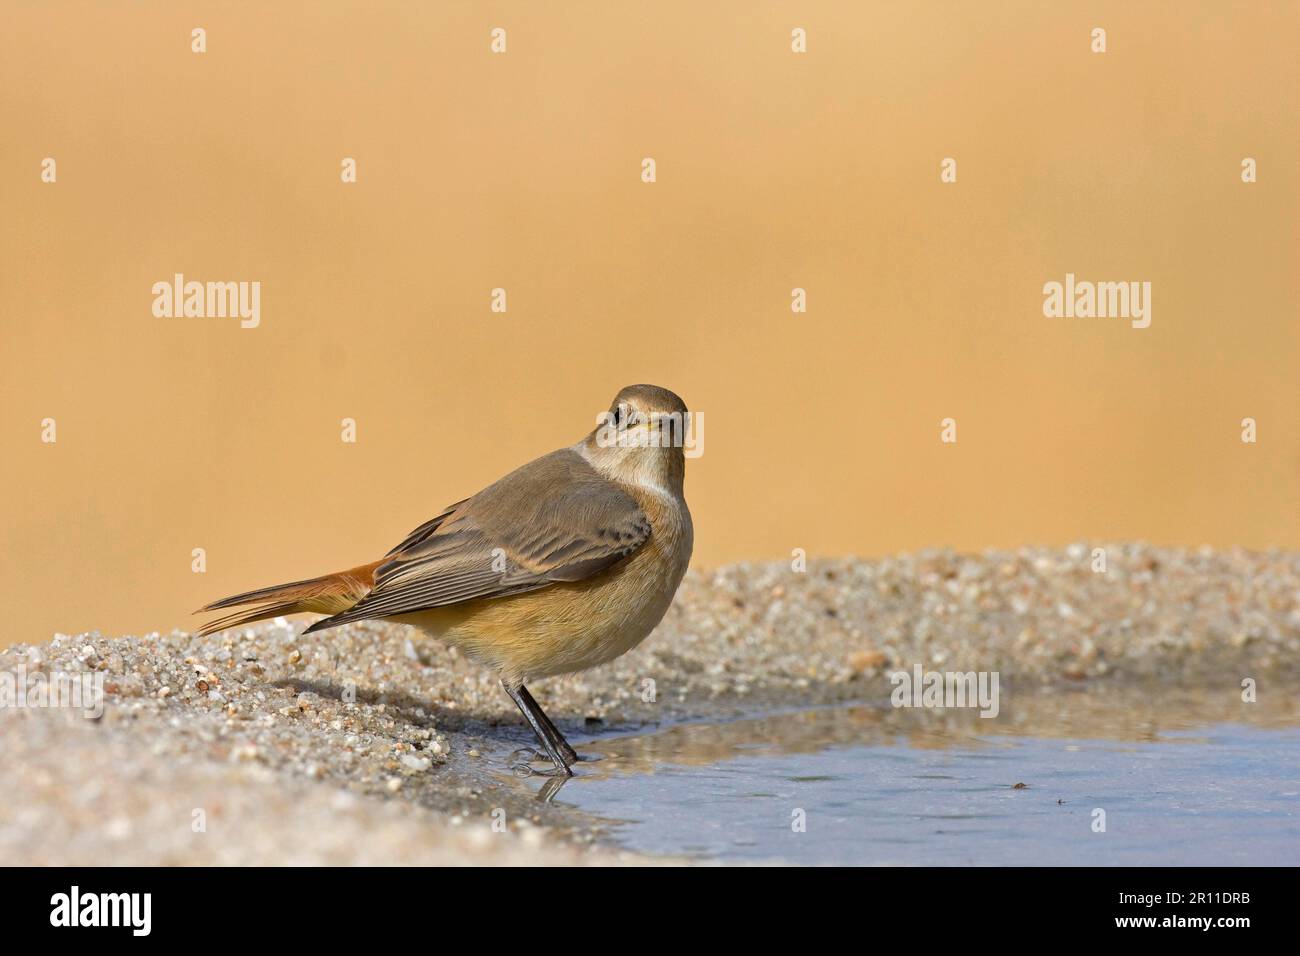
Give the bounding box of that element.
[197,384,694,776]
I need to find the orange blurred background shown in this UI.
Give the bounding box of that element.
[3,1,1297,643]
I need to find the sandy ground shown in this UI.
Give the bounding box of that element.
[2,544,1297,865]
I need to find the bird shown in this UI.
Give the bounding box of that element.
[197,384,694,777]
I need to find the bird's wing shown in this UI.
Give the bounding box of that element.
[381,498,471,556]
[302,449,650,632]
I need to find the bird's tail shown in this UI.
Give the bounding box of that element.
[195,560,382,636]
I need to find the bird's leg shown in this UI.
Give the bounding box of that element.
[503,681,574,777]
[536,775,570,803]
[516,684,580,765]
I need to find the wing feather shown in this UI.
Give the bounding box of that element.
[303,450,649,633]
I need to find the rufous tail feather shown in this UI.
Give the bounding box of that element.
[195,561,381,636]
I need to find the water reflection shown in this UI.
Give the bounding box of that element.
[574,682,1300,779]
[510,682,1300,863]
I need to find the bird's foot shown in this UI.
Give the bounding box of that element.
[511,760,573,778]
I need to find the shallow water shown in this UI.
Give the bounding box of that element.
[516,693,1300,865]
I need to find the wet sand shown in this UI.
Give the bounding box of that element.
[2,544,1297,865]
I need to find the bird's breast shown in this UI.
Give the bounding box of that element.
[405,488,691,684]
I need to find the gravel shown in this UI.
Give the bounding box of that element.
[3,543,1297,864]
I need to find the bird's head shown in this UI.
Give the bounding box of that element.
[580,384,691,494]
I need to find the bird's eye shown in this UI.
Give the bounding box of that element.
[611,405,623,427]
